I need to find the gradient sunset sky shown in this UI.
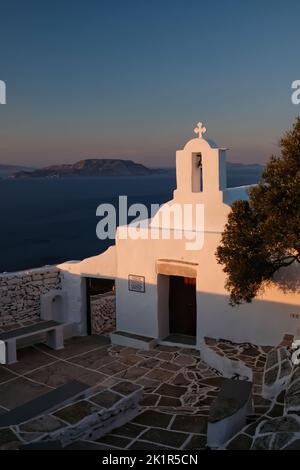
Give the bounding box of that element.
[1,0,300,167]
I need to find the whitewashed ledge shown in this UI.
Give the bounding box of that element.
[1,382,143,449]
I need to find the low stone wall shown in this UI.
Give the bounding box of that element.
[201,338,253,380]
[90,292,116,334]
[262,346,293,399]
[223,335,300,450]
[249,359,300,450]
[0,267,61,327]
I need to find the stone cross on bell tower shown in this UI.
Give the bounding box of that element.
[194,122,206,139]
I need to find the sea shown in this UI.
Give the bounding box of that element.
[0,166,263,273]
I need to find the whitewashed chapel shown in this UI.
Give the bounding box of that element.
[57,123,300,350]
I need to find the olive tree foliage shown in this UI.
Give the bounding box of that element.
[216,117,300,305]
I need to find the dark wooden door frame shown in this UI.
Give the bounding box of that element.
[169,275,197,337]
[86,278,92,335]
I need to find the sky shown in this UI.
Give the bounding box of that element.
[0,0,300,167]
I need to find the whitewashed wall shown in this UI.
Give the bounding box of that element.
[115,232,300,347]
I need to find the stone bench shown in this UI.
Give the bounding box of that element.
[207,378,253,448]
[0,320,64,364]
[0,380,91,427]
[0,381,143,449]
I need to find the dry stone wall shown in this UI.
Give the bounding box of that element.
[90,292,116,334]
[0,267,61,327]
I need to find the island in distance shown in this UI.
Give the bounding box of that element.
[6,159,264,185]
[0,164,35,178]
[11,159,169,178]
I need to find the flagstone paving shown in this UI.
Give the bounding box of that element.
[0,335,276,450]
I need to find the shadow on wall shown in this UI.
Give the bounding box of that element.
[273,262,300,294]
[51,294,65,322]
[56,265,300,347]
[108,275,300,347]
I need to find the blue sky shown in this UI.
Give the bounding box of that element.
[0,0,300,167]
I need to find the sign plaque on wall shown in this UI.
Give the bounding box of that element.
[128,275,145,293]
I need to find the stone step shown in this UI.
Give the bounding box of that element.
[111,330,157,350]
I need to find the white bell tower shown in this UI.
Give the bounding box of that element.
[174,121,227,202]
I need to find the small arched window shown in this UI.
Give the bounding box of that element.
[192,153,203,192]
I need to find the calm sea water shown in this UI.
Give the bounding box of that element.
[0,168,262,272]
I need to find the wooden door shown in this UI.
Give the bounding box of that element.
[169,276,196,337]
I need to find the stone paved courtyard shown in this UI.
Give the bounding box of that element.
[0,334,280,450]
